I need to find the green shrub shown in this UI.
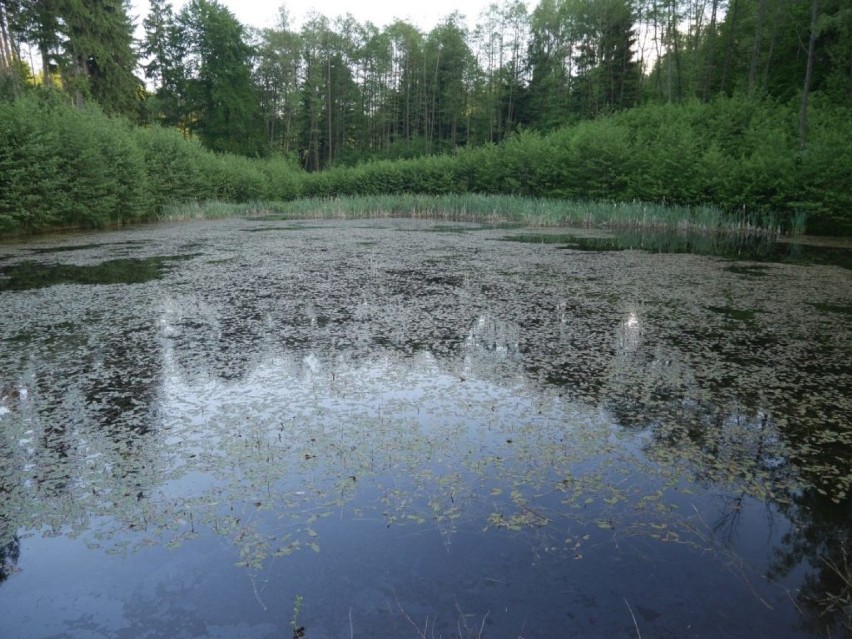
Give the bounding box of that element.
[0,98,64,231]
[0,96,151,231]
[1,92,849,236]
[259,157,304,201]
[135,126,213,212]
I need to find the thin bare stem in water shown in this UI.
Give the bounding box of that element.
[785,589,805,617]
[817,548,852,629]
[248,572,267,611]
[453,601,490,639]
[396,598,430,639]
[477,611,490,639]
[624,598,642,639]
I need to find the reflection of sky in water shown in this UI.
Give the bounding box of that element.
[4,340,805,637]
[0,218,849,638]
[617,309,642,353]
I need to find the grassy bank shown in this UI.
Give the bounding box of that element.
[162,194,796,234]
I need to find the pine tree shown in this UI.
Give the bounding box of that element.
[0,1,20,82]
[61,0,141,117]
[141,0,187,128]
[178,0,263,155]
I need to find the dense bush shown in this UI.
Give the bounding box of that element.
[0,96,151,231]
[133,126,213,211]
[795,100,852,235]
[294,97,851,234]
[0,97,64,231]
[1,92,850,235]
[0,94,306,233]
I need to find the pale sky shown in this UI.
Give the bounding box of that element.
[129,0,524,33]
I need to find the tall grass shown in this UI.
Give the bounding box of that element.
[159,199,271,221]
[163,194,767,234]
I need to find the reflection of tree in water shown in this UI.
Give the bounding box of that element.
[0,221,849,632]
[0,396,21,584]
[599,300,851,634]
[769,491,852,636]
[0,535,20,583]
[83,325,161,436]
[0,307,168,550]
[770,404,852,637]
[0,473,19,585]
[160,234,848,544]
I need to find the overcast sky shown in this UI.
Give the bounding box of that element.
[128,0,526,33]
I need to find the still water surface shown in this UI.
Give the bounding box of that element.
[0,218,850,638]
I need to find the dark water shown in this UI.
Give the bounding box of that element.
[0,219,850,638]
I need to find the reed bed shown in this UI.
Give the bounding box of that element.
[161,194,793,235]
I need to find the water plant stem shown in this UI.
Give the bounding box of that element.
[161,194,790,236]
[624,598,642,639]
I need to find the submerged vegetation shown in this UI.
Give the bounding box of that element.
[0,219,850,636]
[0,255,195,291]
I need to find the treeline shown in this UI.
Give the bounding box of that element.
[142,0,852,165]
[0,0,850,235]
[1,0,850,163]
[303,96,852,234]
[2,92,849,234]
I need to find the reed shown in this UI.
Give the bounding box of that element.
[161,194,777,234]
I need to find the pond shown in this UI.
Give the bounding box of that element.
[0,218,850,638]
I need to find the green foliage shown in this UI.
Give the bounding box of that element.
[141,0,187,130]
[0,94,304,233]
[1,91,849,236]
[7,0,141,117]
[258,157,303,201]
[794,100,852,235]
[52,107,149,226]
[4,0,850,167]
[133,125,213,211]
[0,96,148,231]
[178,0,265,156]
[285,97,850,234]
[205,154,269,202]
[0,97,63,231]
[67,0,141,117]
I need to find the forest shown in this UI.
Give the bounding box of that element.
[0,0,850,235]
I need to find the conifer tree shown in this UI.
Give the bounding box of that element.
[61,0,141,117]
[178,0,263,155]
[142,0,186,128]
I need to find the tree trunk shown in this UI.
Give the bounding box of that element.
[720,0,739,95]
[671,3,682,101]
[429,47,440,152]
[702,0,719,101]
[761,0,782,93]
[0,2,14,74]
[404,60,411,139]
[666,22,673,102]
[748,0,766,94]
[326,55,332,166]
[41,44,53,86]
[652,0,664,99]
[798,0,818,150]
[73,46,88,109]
